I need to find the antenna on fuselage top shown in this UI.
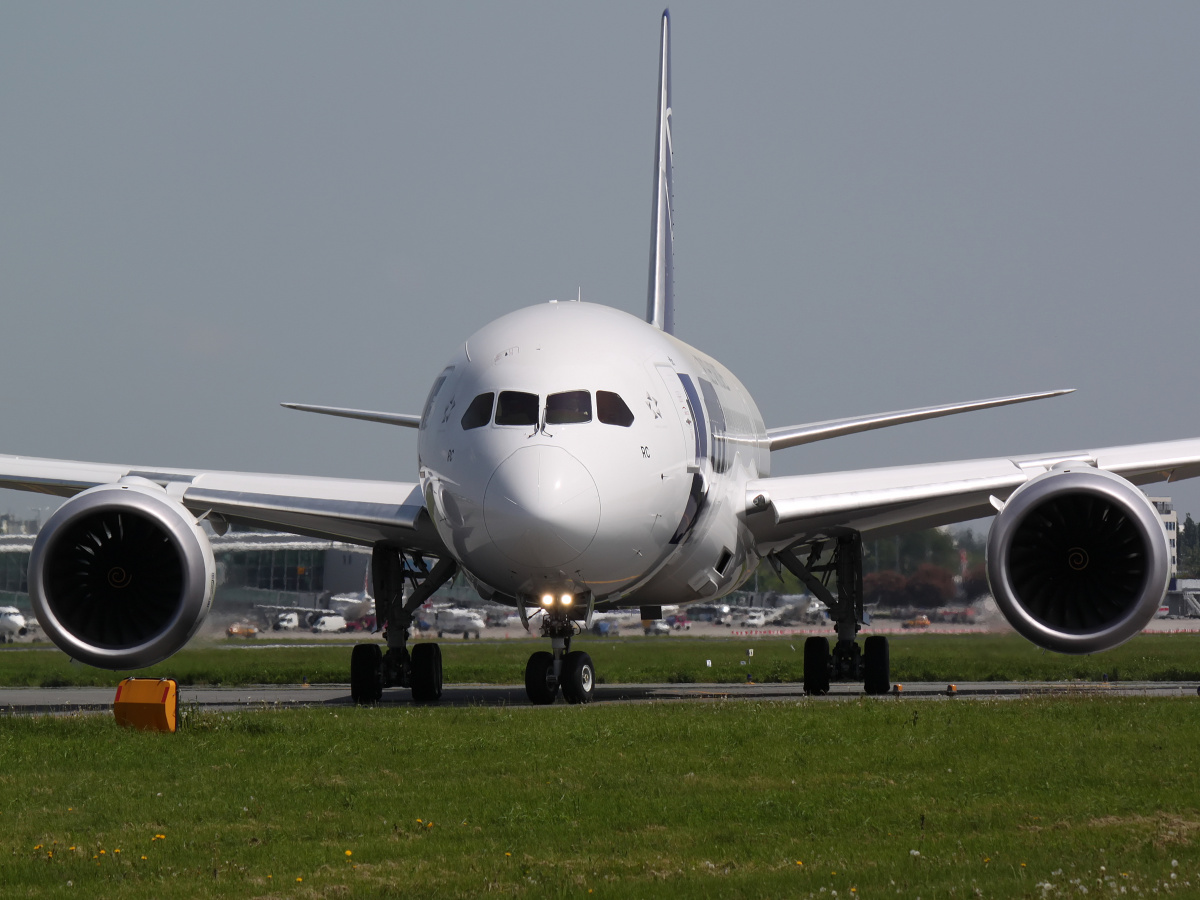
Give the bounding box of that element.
[645,9,674,335]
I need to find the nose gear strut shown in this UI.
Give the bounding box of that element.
[524,605,596,704]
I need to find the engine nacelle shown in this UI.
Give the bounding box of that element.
[986,465,1169,654]
[29,479,216,669]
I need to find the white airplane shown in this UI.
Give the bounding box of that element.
[432,607,486,640]
[0,606,28,643]
[4,11,1200,705]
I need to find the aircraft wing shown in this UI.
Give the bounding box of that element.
[743,436,1200,549]
[0,453,444,552]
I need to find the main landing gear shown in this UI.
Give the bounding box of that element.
[775,532,891,697]
[349,546,458,704]
[524,603,595,705]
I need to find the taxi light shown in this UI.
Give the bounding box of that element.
[561,594,573,606]
[541,593,555,607]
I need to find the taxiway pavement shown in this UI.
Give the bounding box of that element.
[2,679,1197,715]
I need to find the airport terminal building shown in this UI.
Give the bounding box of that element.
[0,530,373,616]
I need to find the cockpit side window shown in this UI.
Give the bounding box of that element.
[461,393,494,430]
[420,366,455,430]
[597,391,635,427]
[545,390,592,425]
[495,391,539,426]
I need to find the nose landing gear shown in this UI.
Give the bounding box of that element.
[776,532,891,697]
[523,607,596,705]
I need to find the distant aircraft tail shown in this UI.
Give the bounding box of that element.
[646,9,674,334]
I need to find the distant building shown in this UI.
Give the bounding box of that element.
[0,530,373,613]
[1148,496,1179,589]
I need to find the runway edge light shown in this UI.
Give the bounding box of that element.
[113,678,178,733]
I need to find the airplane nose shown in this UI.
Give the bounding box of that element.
[484,446,600,568]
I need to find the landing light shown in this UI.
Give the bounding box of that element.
[561,594,573,606]
[541,593,555,607]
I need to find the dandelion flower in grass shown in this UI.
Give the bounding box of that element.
[505,853,511,857]
[141,856,147,861]
[345,850,353,857]
[297,877,303,882]
[34,845,42,850]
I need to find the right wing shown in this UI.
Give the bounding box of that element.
[0,453,445,553]
[743,436,1200,549]
[280,403,422,428]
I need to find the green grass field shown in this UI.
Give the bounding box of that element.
[2,632,1199,688]
[2,698,1198,898]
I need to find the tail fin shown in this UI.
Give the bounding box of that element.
[646,9,674,334]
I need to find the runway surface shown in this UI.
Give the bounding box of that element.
[2,679,1197,715]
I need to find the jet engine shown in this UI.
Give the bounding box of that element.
[29,478,216,669]
[986,465,1169,654]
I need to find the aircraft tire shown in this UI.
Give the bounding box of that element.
[863,635,891,695]
[803,636,830,696]
[524,651,557,705]
[350,643,383,703]
[561,651,596,705]
[411,642,443,702]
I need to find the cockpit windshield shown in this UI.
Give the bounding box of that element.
[597,391,635,427]
[457,389,634,430]
[545,390,592,425]
[495,391,539,426]
[461,393,494,430]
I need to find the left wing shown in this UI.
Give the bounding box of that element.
[765,389,1073,451]
[743,436,1200,548]
[0,453,444,552]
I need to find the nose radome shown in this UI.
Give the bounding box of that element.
[484,446,600,568]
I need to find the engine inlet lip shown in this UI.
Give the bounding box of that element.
[986,468,1169,654]
[28,484,214,669]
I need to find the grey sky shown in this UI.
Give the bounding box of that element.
[2,2,1198,527]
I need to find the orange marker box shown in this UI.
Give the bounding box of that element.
[113,678,178,733]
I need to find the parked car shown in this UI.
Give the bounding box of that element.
[666,614,691,631]
[739,610,769,628]
[312,615,348,633]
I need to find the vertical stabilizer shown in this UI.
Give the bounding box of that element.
[646,10,674,334]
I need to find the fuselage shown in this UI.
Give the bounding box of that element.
[417,301,771,610]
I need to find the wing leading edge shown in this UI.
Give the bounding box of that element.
[744,436,1200,549]
[0,453,444,552]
